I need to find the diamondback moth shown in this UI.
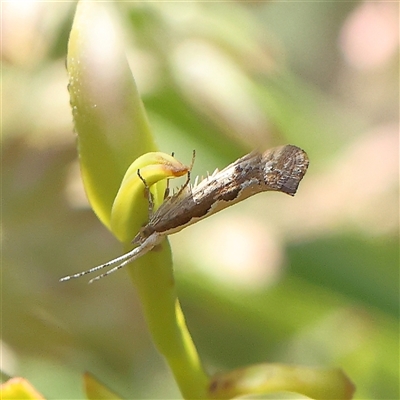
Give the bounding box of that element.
[60,145,309,283]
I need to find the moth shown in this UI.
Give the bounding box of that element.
[60,144,309,283]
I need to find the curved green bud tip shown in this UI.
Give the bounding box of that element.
[208,363,355,400]
[111,152,191,243]
[84,372,122,400]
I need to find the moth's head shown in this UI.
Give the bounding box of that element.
[132,225,154,245]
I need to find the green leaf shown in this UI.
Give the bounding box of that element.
[67,0,157,230]
[66,4,209,399]
[1,378,46,400]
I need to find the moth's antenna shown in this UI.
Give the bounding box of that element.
[88,256,138,284]
[59,246,142,282]
[60,233,162,283]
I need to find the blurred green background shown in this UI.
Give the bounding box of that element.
[2,1,398,399]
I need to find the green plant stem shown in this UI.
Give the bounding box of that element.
[128,241,209,399]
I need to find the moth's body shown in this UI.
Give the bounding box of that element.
[135,145,308,242]
[60,145,309,283]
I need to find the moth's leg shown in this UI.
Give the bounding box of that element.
[178,149,195,196]
[181,170,191,193]
[172,150,196,198]
[189,149,196,171]
[137,169,154,218]
[164,184,170,200]
[163,151,177,200]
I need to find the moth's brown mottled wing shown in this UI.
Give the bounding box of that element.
[136,144,310,243]
[261,145,309,196]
